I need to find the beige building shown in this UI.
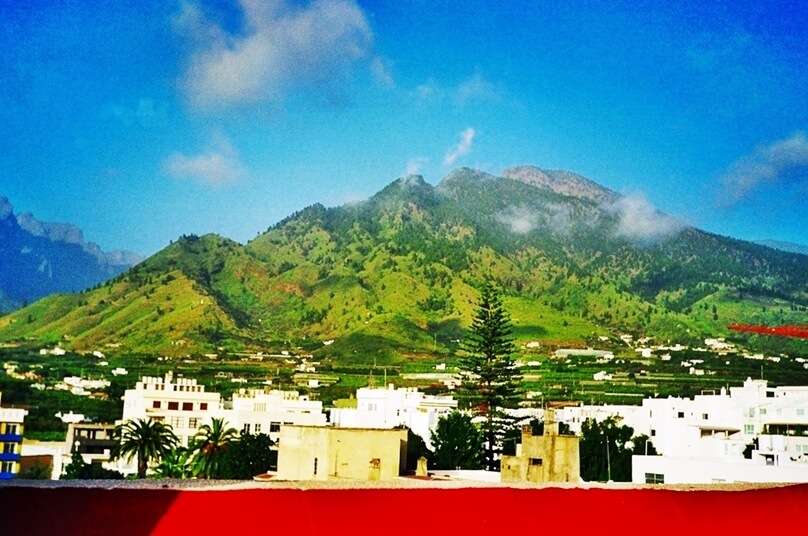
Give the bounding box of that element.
[277,425,407,481]
[501,410,580,483]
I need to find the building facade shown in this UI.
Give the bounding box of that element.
[552,378,808,484]
[276,425,407,481]
[501,410,580,483]
[329,384,458,449]
[120,371,222,448]
[223,388,327,443]
[0,392,28,479]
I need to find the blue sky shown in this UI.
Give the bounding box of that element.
[2,0,807,255]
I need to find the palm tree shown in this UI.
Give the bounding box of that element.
[153,446,193,479]
[112,418,179,478]
[189,417,239,479]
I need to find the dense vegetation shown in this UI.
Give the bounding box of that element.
[1,166,806,362]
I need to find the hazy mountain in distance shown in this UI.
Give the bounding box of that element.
[0,196,144,312]
[755,239,808,256]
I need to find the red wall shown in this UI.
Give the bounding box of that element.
[2,484,807,535]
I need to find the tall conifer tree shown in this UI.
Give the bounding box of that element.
[459,281,522,471]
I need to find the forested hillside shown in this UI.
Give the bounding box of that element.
[2,167,806,359]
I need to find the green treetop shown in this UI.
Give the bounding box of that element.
[459,281,522,471]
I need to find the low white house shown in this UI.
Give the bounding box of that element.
[329,384,458,448]
[222,388,327,442]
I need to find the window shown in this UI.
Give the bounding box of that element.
[152,401,161,409]
[313,457,318,475]
[748,408,755,418]
[651,429,656,437]
[529,458,543,466]
[169,417,184,429]
[200,403,208,411]
[645,473,664,484]
[254,423,262,434]
[702,413,709,420]
[744,424,755,435]
[5,424,18,435]
[1,461,14,474]
[188,418,199,429]
[243,423,251,434]
[3,442,17,454]
[168,402,179,410]
[270,422,281,433]
[797,409,805,416]
[182,402,193,411]
[759,408,767,416]
[677,412,684,419]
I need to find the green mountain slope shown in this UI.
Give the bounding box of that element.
[2,167,807,359]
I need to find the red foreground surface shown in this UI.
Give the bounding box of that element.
[3,484,808,535]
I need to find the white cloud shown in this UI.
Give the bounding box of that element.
[371,56,395,87]
[455,71,500,105]
[444,128,476,166]
[176,0,373,109]
[404,157,428,176]
[163,135,244,187]
[497,206,539,234]
[719,132,808,204]
[496,204,578,236]
[413,71,501,106]
[610,194,684,242]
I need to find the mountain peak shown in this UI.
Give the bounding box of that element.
[501,166,619,203]
[0,197,13,220]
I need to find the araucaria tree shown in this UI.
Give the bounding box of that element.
[459,281,522,471]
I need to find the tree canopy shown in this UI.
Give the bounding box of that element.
[579,416,657,482]
[459,281,522,470]
[431,412,484,470]
[111,418,178,478]
[189,417,239,479]
[220,433,276,479]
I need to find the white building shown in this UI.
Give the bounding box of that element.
[119,371,221,448]
[555,378,808,484]
[222,388,327,442]
[329,384,458,448]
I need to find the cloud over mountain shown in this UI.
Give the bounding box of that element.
[610,194,685,242]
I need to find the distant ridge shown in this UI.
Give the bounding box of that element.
[755,240,808,256]
[0,196,144,312]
